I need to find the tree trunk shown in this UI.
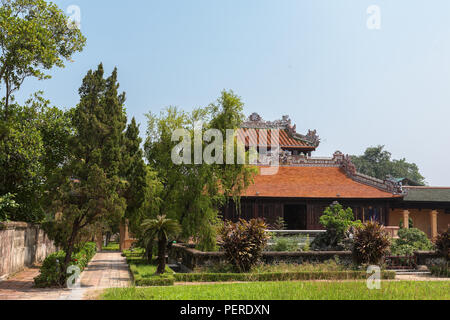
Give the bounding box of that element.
[146,240,153,263]
[61,223,79,286]
[156,235,167,274]
[105,232,111,247]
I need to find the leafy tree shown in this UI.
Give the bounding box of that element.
[311,202,361,250]
[351,145,425,185]
[143,90,256,251]
[141,215,181,274]
[0,193,18,221]
[0,0,85,118]
[390,228,433,256]
[0,94,72,222]
[0,0,84,222]
[43,64,127,282]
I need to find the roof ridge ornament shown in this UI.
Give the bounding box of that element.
[242,113,320,148]
[335,152,405,195]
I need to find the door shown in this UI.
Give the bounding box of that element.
[284,204,307,230]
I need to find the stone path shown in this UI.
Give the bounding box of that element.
[0,252,131,300]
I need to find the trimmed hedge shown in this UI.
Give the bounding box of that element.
[174,271,396,283]
[129,269,396,286]
[127,256,175,287]
[34,242,97,288]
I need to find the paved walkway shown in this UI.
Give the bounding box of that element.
[0,252,131,300]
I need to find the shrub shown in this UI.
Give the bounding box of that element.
[311,202,361,251]
[173,270,396,283]
[271,216,287,230]
[434,228,449,261]
[34,242,97,288]
[399,217,414,229]
[219,219,270,273]
[271,237,298,252]
[390,228,434,256]
[429,263,449,278]
[353,221,390,265]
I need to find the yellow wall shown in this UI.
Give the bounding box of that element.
[390,209,450,238]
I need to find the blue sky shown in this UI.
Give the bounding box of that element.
[15,0,450,186]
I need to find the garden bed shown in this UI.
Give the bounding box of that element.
[169,243,353,271]
[125,248,395,287]
[102,281,450,300]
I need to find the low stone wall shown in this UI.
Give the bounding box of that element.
[0,222,56,280]
[414,251,445,266]
[169,244,353,271]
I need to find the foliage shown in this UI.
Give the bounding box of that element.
[0,193,18,221]
[219,219,270,273]
[0,94,72,222]
[271,237,299,252]
[103,281,449,300]
[353,221,391,265]
[43,65,129,276]
[34,242,96,288]
[102,241,120,252]
[390,228,434,256]
[141,215,181,274]
[0,0,85,114]
[311,202,361,250]
[142,90,257,252]
[173,270,395,283]
[271,216,287,230]
[399,217,414,229]
[128,258,175,286]
[434,228,449,261]
[351,145,425,185]
[429,263,449,278]
[196,260,348,274]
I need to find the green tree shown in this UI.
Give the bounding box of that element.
[143,90,256,251]
[351,146,425,185]
[141,215,181,274]
[44,64,127,282]
[0,0,85,222]
[0,94,72,222]
[312,202,361,250]
[0,0,85,118]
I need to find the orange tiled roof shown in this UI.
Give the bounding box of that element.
[243,166,401,199]
[237,128,314,149]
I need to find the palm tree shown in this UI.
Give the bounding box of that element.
[141,215,181,274]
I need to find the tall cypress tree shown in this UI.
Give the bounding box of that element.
[44,64,127,282]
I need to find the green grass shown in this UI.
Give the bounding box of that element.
[103,281,450,300]
[102,242,120,251]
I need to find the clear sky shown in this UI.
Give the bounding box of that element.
[15,0,450,186]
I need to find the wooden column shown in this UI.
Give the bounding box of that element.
[403,210,410,229]
[429,210,438,239]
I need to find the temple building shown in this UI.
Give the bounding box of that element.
[222,113,450,239]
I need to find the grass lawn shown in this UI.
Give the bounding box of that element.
[102,242,120,251]
[102,281,450,300]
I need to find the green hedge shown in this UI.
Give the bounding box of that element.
[174,271,396,283]
[127,256,175,287]
[34,242,97,288]
[129,270,396,286]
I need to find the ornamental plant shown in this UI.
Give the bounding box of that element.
[434,228,449,261]
[353,221,391,265]
[219,219,270,273]
[390,228,434,256]
[312,202,361,250]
